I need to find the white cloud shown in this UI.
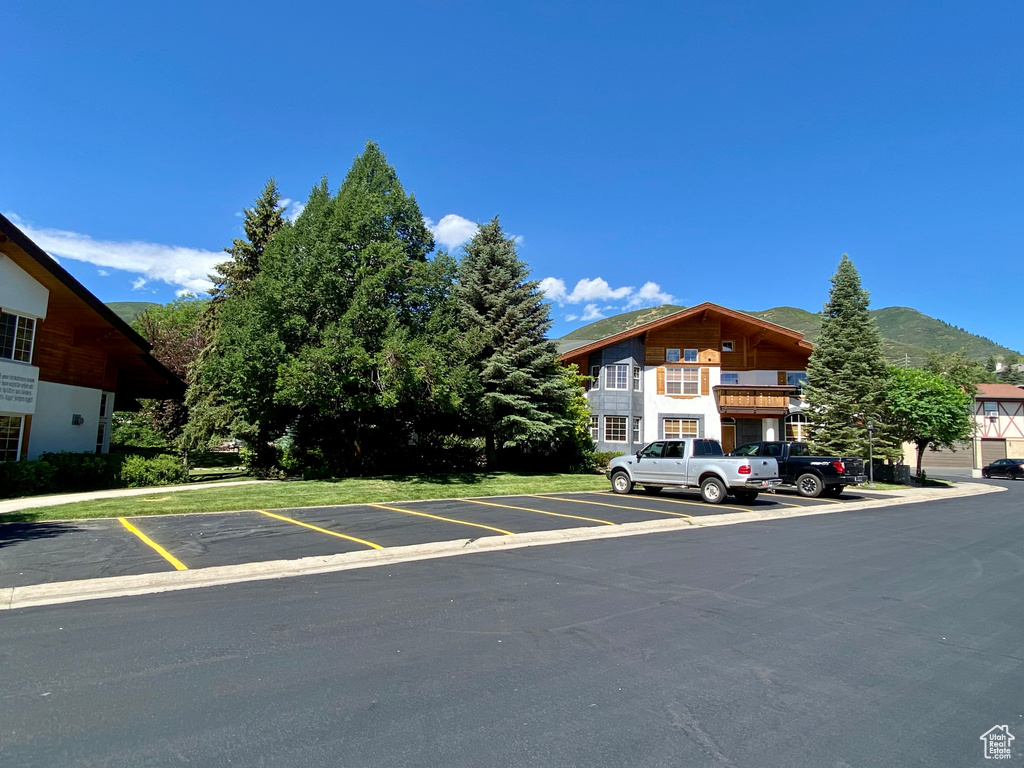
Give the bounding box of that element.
[97,268,109,277]
[280,198,305,223]
[540,274,676,324]
[567,278,633,303]
[626,281,675,308]
[6,212,222,294]
[131,277,147,290]
[539,277,567,302]
[426,214,479,249]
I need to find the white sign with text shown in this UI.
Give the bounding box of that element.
[0,360,39,414]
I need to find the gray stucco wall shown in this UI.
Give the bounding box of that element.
[587,338,647,453]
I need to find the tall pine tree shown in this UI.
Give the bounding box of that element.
[804,255,892,459]
[209,178,285,301]
[455,218,577,468]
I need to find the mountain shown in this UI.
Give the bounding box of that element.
[558,304,1020,366]
[106,301,159,325]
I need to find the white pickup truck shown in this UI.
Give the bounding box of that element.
[607,438,781,504]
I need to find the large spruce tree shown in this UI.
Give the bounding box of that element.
[455,218,577,468]
[804,255,892,459]
[209,178,284,300]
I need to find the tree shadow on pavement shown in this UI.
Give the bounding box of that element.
[0,520,86,548]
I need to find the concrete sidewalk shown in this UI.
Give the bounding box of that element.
[0,480,271,515]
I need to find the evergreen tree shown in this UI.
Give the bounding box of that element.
[985,355,998,374]
[209,178,284,301]
[455,217,579,468]
[191,142,463,474]
[804,255,894,459]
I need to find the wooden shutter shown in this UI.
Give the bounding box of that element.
[777,371,787,386]
[701,368,710,396]
[656,367,666,395]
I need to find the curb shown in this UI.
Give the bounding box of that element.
[1,481,1001,611]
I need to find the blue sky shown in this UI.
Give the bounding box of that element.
[3,1,1022,352]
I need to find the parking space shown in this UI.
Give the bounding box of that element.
[0,488,883,589]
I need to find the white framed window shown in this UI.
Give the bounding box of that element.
[590,365,601,391]
[604,416,627,442]
[95,422,106,454]
[683,348,698,363]
[632,417,641,444]
[605,364,629,390]
[0,311,36,364]
[664,418,698,439]
[721,372,739,385]
[0,415,24,462]
[722,341,734,353]
[633,366,642,391]
[589,415,599,441]
[666,367,699,395]
[784,413,809,441]
[984,402,999,419]
[666,348,681,363]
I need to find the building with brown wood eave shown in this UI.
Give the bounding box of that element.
[0,212,183,461]
[558,302,814,454]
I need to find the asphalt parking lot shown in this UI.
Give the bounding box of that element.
[0,487,901,588]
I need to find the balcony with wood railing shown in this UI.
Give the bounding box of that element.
[713,385,797,416]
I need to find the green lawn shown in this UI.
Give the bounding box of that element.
[3,473,610,523]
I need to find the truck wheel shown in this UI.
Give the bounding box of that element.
[796,473,824,498]
[642,486,663,495]
[611,471,633,495]
[700,477,727,504]
[823,484,845,497]
[733,490,758,504]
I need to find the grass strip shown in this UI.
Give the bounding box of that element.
[1,473,609,523]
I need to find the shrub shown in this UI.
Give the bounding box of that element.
[0,459,57,499]
[119,454,189,488]
[593,451,625,469]
[36,451,125,491]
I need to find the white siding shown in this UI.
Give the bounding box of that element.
[0,255,49,319]
[27,381,102,459]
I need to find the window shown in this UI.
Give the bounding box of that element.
[784,413,809,441]
[605,364,629,390]
[590,365,601,391]
[664,442,684,458]
[604,416,627,442]
[666,367,699,395]
[984,402,999,418]
[589,415,599,441]
[0,415,23,462]
[721,372,739,385]
[663,418,698,439]
[632,417,641,444]
[666,348,681,363]
[731,443,760,456]
[0,312,36,363]
[95,422,106,454]
[786,371,808,395]
[721,341,734,353]
[633,366,642,391]
[693,439,723,456]
[640,442,664,458]
[683,349,698,363]
[99,393,110,419]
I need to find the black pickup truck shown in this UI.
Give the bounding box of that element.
[728,441,866,498]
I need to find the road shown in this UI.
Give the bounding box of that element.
[1,482,1021,767]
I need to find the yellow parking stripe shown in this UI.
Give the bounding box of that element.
[369,504,514,536]
[534,495,695,518]
[118,517,188,571]
[460,497,616,526]
[257,510,383,550]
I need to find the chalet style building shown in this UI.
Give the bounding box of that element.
[0,212,181,461]
[559,303,814,454]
